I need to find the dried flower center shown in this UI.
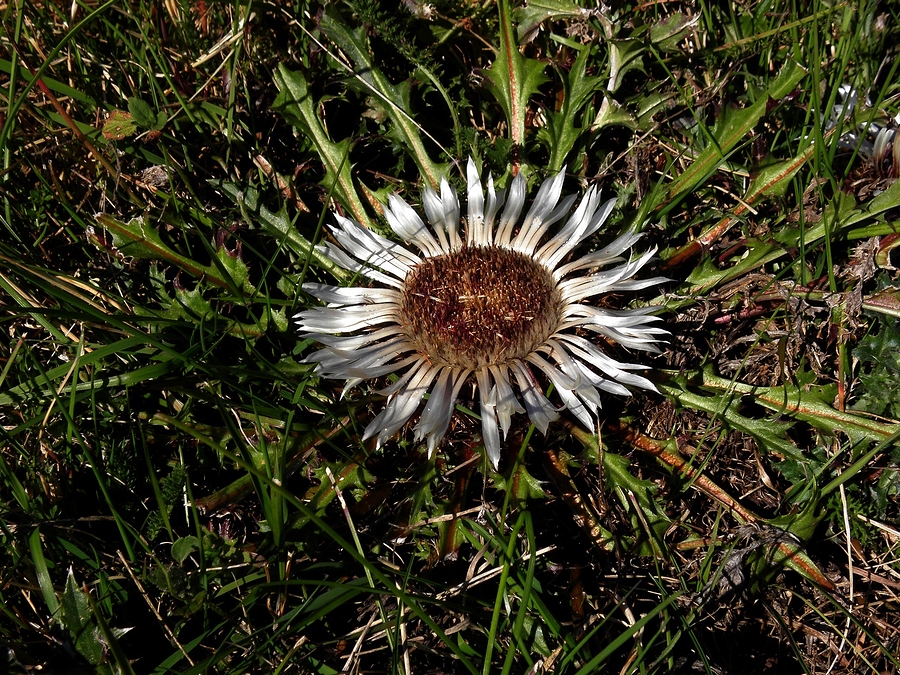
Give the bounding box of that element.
[399,246,561,370]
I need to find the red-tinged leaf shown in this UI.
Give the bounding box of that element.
[484,0,548,161]
[101,109,136,140]
[864,287,900,318]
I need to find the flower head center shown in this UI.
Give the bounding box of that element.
[399,246,561,370]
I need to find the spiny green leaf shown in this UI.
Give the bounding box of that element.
[607,38,645,93]
[272,65,373,228]
[853,317,900,418]
[214,246,253,294]
[211,181,347,282]
[667,239,783,306]
[700,366,900,444]
[483,0,549,153]
[661,372,803,461]
[493,461,548,501]
[649,13,697,51]
[605,453,670,556]
[543,42,609,172]
[590,95,637,132]
[766,478,822,542]
[94,215,237,291]
[287,460,375,533]
[144,270,274,339]
[603,451,657,495]
[318,12,447,187]
[514,0,592,41]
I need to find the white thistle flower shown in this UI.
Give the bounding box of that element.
[297,159,667,468]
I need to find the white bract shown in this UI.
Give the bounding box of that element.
[297,159,667,468]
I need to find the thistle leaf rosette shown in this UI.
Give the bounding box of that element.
[297,159,667,467]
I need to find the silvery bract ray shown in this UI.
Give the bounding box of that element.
[297,159,667,468]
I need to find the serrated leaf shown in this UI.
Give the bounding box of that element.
[744,532,833,591]
[670,238,782,303]
[603,451,657,495]
[493,461,548,501]
[543,43,612,172]
[635,91,675,127]
[272,65,372,228]
[140,262,273,339]
[173,286,215,321]
[95,215,230,288]
[766,478,822,541]
[101,215,171,260]
[746,141,821,201]
[802,179,900,245]
[699,366,900,444]
[269,307,289,332]
[211,181,347,282]
[514,0,592,41]
[853,318,900,417]
[605,452,670,556]
[317,13,447,187]
[661,372,803,461]
[483,0,549,152]
[649,13,697,52]
[590,95,636,130]
[289,461,374,533]
[214,246,253,294]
